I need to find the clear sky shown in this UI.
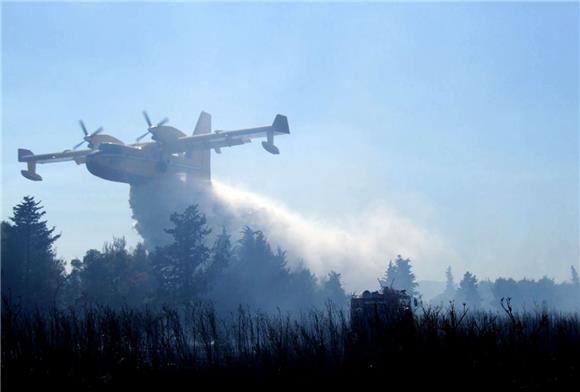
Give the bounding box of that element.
[2,2,578,283]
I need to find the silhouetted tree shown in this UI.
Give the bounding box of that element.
[492,277,519,308]
[567,266,580,311]
[1,196,65,308]
[379,255,418,297]
[151,205,211,303]
[445,266,455,296]
[322,271,348,308]
[205,227,232,287]
[59,258,83,307]
[289,266,319,309]
[455,271,481,309]
[571,265,579,286]
[430,266,457,306]
[210,226,332,313]
[379,260,396,288]
[227,228,291,311]
[71,238,151,307]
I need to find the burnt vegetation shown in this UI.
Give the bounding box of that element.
[1,196,579,390]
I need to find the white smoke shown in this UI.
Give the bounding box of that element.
[129,175,450,292]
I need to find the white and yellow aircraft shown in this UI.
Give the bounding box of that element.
[18,111,290,184]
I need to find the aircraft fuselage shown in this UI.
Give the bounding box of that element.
[85,143,203,184]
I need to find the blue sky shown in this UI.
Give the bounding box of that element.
[2,2,578,283]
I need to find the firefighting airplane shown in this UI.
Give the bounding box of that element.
[17,111,290,184]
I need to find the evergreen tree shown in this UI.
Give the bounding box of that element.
[1,196,65,308]
[62,240,151,307]
[455,271,481,309]
[206,227,232,285]
[151,205,211,303]
[379,255,419,297]
[214,227,315,313]
[430,266,457,307]
[322,271,348,308]
[379,260,397,288]
[288,267,319,310]
[60,258,83,307]
[445,266,455,295]
[567,266,580,310]
[235,228,289,309]
[571,265,579,286]
[491,277,519,308]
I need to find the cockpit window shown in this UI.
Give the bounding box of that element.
[98,143,124,153]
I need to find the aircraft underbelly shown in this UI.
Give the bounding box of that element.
[85,153,166,184]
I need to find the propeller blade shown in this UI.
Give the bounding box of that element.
[73,140,86,150]
[79,120,88,136]
[91,127,104,136]
[136,131,150,142]
[157,117,169,127]
[142,111,152,128]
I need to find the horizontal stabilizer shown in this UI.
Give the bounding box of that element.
[272,115,289,134]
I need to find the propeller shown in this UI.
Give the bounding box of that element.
[73,120,104,149]
[136,110,169,141]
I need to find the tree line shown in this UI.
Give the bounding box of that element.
[379,255,579,312]
[1,196,347,313]
[1,196,578,313]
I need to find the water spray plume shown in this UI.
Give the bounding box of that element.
[129,176,450,291]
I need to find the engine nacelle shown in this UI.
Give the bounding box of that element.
[261,141,280,155]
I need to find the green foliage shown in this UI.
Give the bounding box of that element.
[71,238,152,307]
[151,205,212,303]
[206,227,232,284]
[1,196,64,308]
[211,227,310,313]
[47,205,347,312]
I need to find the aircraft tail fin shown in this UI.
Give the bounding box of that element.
[193,111,211,135]
[18,148,34,162]
[272,114,289,134]
[186,111,212,182]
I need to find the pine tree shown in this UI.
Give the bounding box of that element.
[567,266,580,311]
[322,271,348,308]
[379,260,397,288]
[380,255,418,297]
[1,196,64,308]
[151,205,211,303]
[226,227,295,312]
[455,271,481,309]
[445,266,455,296]
[206,227,232,285]
[571,265,579,286]
[72,240,152,307]
[429,266,457,306]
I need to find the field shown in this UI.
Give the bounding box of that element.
[2,301,579,391]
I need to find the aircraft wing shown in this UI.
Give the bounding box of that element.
[165,114,290,155]
[18,148,91,181]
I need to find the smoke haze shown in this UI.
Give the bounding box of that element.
[129,175,450,291]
